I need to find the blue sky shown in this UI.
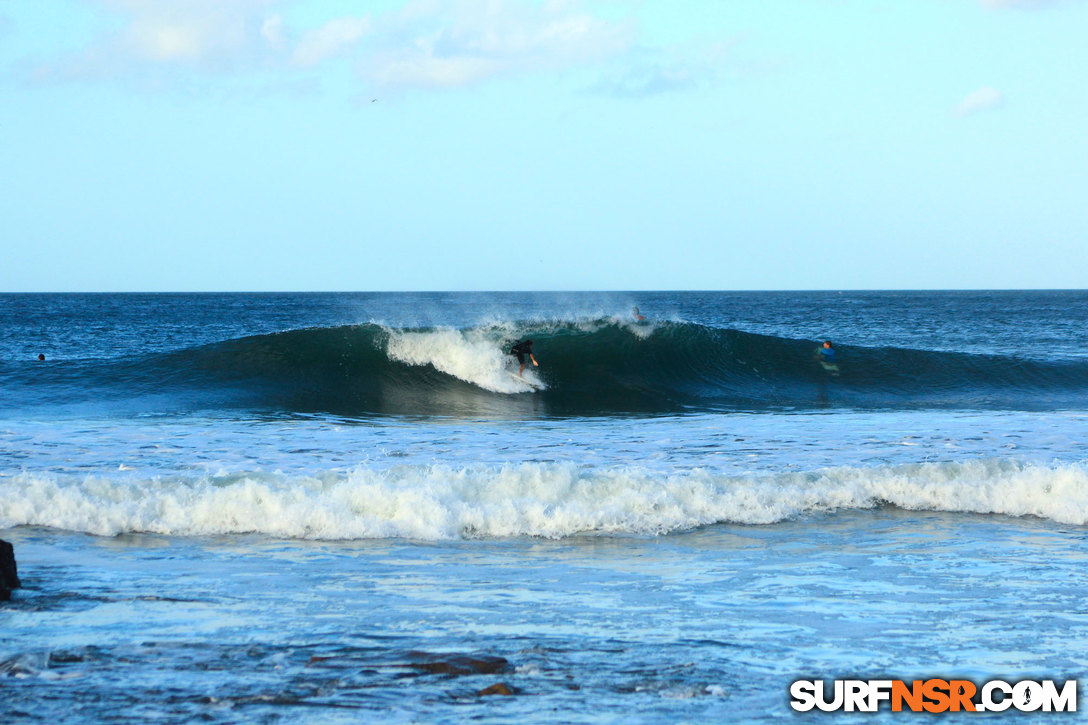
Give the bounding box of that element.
[1,0,1085,291]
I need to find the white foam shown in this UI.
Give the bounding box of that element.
[2,459,1086,540]
[573,316,659,339]
[381,317,658,392]
[384,327,543,393]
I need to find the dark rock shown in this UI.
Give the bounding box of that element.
[478,682,515,697]
[0,539,20,601]
[406,653,510,676]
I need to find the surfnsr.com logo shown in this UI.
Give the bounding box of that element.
[790,679,1077,713]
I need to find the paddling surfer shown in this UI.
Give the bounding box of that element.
[815,340,840,376]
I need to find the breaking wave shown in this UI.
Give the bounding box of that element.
[3,459,1086,539]
[3,319,1088,416]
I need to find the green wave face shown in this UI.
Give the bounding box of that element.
[4,319,1087,417]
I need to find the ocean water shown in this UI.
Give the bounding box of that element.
[1,290,1087,723]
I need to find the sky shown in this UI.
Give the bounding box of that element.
[1,0,1086,292]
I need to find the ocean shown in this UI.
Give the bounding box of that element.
[1,290,1087,722]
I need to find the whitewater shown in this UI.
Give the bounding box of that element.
[2,290,1087,723]
[6,459,1088,539]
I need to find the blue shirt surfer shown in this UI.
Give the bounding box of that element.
[510,339,538,376]
[816,340,840,376]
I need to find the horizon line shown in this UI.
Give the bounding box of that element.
[1,288,1086,295]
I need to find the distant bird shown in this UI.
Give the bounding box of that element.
[371,98,377,102]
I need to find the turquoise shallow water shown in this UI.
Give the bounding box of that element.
[2,291,1088,722]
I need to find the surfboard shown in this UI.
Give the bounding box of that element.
[507,371,542,390]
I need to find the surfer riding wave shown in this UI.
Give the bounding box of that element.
[510,339,538,376]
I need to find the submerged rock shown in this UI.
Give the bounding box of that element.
[0,539,20,601]
[478,682,515,697]
[406,653,509,676]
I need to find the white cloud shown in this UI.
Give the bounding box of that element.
[292,16,371,68]
[114,0,280,65]
[28,0,286,81]
[589,39,747,99]
[374,53,502,89]
[955,86,1005,116]
[21,0,635,93]
[261,14,286,49]
[361,0,634,90]
[980,0,1067,8]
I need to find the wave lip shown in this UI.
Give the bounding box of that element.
[385,326,543,393]
[4,318,1088,416]
[3,459,1086,540]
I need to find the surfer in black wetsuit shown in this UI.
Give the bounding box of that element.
[509,339,538,376]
